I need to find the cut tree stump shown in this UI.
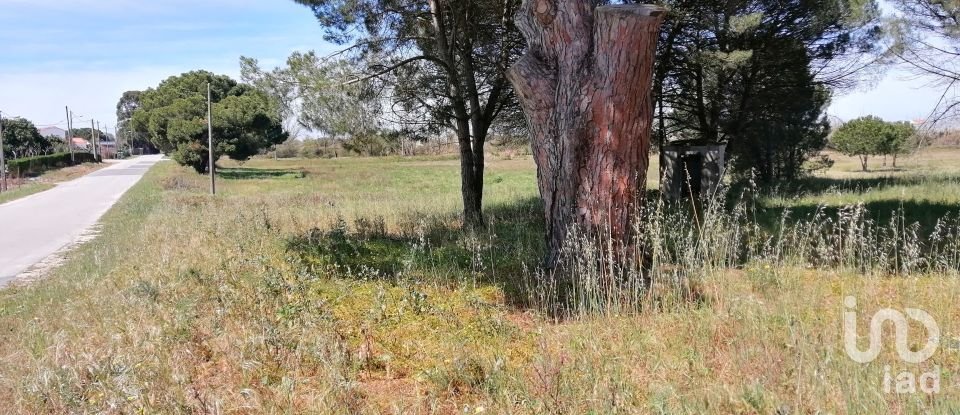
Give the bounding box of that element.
[508,1,665,270]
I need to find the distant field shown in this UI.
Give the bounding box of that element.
[0,148,958,413]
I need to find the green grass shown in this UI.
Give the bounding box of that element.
[0,150,959,413]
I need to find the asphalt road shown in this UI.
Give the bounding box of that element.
[0,154,163,285]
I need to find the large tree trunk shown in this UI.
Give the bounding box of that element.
[508,1,665,269]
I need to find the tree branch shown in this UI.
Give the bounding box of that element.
[345,55,449,85]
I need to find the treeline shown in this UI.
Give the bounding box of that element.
[119,71,286,173]
[1,118,67,160]
[133,0,959,225]
[6,152,99,178]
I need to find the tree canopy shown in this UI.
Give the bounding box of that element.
[70,128,107,142]
[116,91,155,152]
[2,118,52,159]
[887,0,960,124]
[831,115,915,170]
[131,71,287,173]
[241,54,382,139]
[880,120,916,166]
[117,91,142,122]
[652,0,883,182]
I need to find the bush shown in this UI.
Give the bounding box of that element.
[6,152,98,177]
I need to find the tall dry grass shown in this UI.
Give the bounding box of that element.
[0,153,959,413]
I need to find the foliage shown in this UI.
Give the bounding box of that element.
[69,127,107,142]
[882,120,916,157]
[886,0,960,123]
[341,133,401,156]
[267,137,346,159]
[115,90,154,151]
[652,0,883,183]
[131,70,287,173]
[831,116,917,170]
[802,153,835,175]
[263,0,526,225]
[241,54,382,139]
[4,150,960,412]
[4,153,960,412]
[6,152,98,177]
[116,91,141,122]
[1,117,53,159]
[830,115,907,170]
[45,135,69,154]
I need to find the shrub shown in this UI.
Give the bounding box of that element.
[6,152,98,177]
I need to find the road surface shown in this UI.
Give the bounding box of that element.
[0,155,163,285]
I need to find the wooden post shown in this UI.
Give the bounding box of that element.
[0,111,6,192]
[208,83,216,195]
[508,1,665,270]
[65,107,75,164]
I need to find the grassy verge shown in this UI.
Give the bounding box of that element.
[0,151,958,413]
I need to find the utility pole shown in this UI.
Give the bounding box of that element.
[116,123,122,158]
[95,120,101,160]
[90,119,98,160]
[65,106,75,164]
[0,110,6,192]
[208,83,216,195]
[118,119,131,156]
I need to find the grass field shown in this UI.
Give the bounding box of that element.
[0,149,959,413]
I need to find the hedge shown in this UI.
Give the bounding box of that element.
[5,152,99,178]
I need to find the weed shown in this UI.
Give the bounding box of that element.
[2,150,960,412]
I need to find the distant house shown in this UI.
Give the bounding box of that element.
[40,127,67,139]
[71,137,91,150]
[98,140,117,159]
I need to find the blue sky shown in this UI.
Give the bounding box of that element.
[0,0,949,134]
[0,0,337,133]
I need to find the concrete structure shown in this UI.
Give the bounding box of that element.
[660,143,726,200]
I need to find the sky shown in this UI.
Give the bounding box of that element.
[0,0,951,134]
[0,0,337,133]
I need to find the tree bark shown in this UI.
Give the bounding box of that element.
[508,1,665,269]
[458,119,485,228]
